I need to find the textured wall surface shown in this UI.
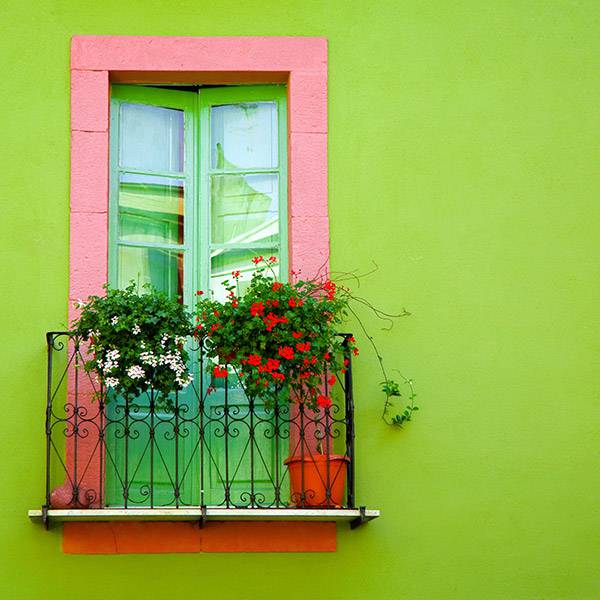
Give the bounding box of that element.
[1,1,600,599]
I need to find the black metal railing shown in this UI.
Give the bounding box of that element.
[42,332,356,514]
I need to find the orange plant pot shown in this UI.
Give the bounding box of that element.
[284,454,350,508]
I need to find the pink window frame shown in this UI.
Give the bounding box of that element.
[69,35,329,315]
[65,36,329,514]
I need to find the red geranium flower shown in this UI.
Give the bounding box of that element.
[278,346,295,360]
[247,354,262,366]
[232,270,240,278]
[317,395,332,409]
[213,365,228,378]
[272,282,284,292]
[252,256,264,264]
[292,331,303,339]
[250,302,265,317]
[265,358,280,371]
[324,280,336,300]
[295,342,311,352]
[196,290,204,296]
[268,256,277,263]
[263,312,288,332]
[328,375,336,386]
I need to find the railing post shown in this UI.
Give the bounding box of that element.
[249,394,255,507]
[44,332,55,523]
[224,371,230,507]
[199,345,205,507]
[324,360,331,507]
[343,335,356,509]
[174,390,180,508]
[73,336,80,505]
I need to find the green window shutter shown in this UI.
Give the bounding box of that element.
[109,85,198,307]
[107,85,198,507]
[198,85,289,506]
[106,83,289,508]
[198,85,288,300]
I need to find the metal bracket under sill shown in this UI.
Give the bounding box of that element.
[28,507,380,529]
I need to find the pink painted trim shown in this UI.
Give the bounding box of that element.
[68,37,329,508]
[70,35,329,310]
[71,36,327,73]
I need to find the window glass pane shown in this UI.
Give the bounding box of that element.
[118,174,184,245]
[120,103,184,172]
[211,102,277,170]
[211,174,278,245]
[210,248,280,302]
[118,246,184,301]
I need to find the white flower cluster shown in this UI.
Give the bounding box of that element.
[140,350,158,367]
[127,365,145,380]
[132,324,141,335]
[97,348,120,373]
[104,377,119,388]
[111,316,119,325]
[158,350,193,388]
[95,336,193,393]
[178,372,194,388]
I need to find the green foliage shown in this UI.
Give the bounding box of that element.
[195,258,357,410]
[196,257,417,424]
[71,283,194,405]
[381,376,419,427]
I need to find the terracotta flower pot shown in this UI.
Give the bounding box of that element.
[50,483,93,509]
[284,453,350,508]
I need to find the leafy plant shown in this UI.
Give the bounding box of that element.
[195,257,354,410]
[195,257,418,424]
[72,283,194,406]
[381,374,418,427]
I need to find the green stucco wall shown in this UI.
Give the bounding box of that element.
[1,1,600,598]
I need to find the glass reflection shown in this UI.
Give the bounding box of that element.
[120,103,184,172]
[118,174,184,245]
[210,248,280,302]
[118,246,183,301]
[211,173,278,245]
[211,102,277,170]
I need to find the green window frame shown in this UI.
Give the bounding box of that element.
[108,83,288,305]
[106,83,288,507]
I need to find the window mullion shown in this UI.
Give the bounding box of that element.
[118,167,186,179]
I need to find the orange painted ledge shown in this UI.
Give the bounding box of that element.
[63,521,337,554]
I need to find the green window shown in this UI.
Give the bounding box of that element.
[109,84,288,305]
[106,84,288,507]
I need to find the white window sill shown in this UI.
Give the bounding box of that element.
[28,507,379,528]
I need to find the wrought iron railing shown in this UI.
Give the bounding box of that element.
[42,331,356,517]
